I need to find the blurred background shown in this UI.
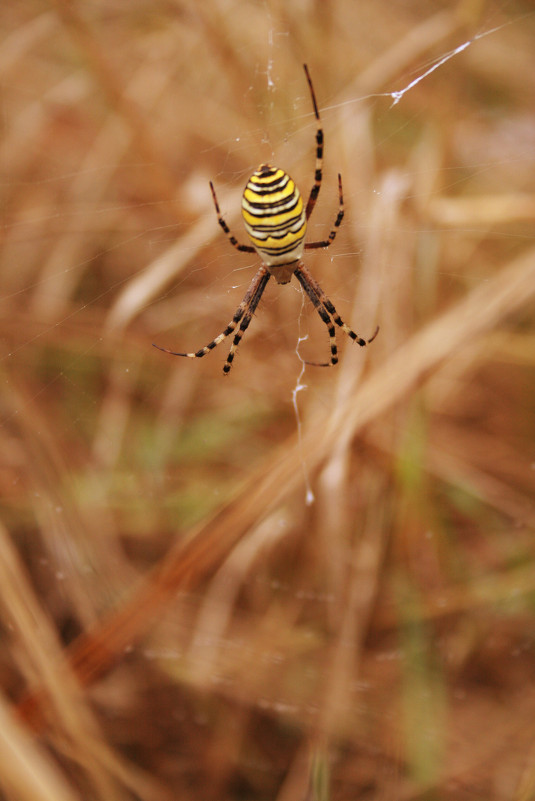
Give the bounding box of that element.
[1,1,535,799]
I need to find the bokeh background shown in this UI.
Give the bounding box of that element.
[1,1,535,799]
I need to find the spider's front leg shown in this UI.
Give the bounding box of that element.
[153,266,270,374]
[294,263,376,366]
[221,268,270,374]
[294,266,339,366]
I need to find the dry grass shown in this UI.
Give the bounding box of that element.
[1,1,535,799]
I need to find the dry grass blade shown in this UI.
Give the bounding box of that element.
[0,693,82,801]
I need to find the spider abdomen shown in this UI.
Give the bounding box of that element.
[242,164,306,268]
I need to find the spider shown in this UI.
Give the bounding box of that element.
[154,64,378,374]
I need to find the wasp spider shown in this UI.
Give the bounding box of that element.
[154,64,377,374]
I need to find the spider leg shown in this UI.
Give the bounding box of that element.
[295,263,376,365]
[210,181,255,253]
[299,263,370,345]
[303,64,324,221]
[294,266,339,366]
[153,266,270,374]
[222,269,271,374]
[305,173,344,250]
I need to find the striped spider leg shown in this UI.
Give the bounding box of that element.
[153,266,271,375]
[294,261,379,367]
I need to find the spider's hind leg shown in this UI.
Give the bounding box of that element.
[210,181,255,254]
[303,64,324,221]
[305,174,345,250]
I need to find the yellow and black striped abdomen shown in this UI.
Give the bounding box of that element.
[242,164,306,266]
